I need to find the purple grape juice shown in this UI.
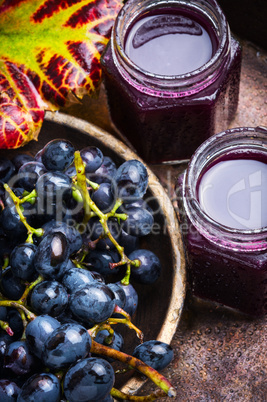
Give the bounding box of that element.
[198,159,267,230]
[124,14,215,76]
[101,0,242,163]
[177,127,267,316]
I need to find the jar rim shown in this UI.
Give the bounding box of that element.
[183,126,267,251]
[112,0,230,97]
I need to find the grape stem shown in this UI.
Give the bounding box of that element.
[19,275,43,304]
[91,340,176,398]
[0,320,14,336]
[74,151,140,284]
[1,255,9,270]
[88,323,114,342]
[3,184,44,241]
[86,177,100,191]
[0,300,36,322]
[74,151,92,226]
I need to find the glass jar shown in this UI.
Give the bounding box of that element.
[176,126,267,316]
[101,0,242,163]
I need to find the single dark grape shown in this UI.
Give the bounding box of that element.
[115,282,138,317]
[17,372,61,402]
[84,249,120,277]
[91,182,115,213]
[89,156,117,184]
[133,340,174,371]
[0,205,27,240]
[0,267,26,300]
[114,159,148,202]
[36,171,73,204]
[69,282,116,325]
[62,267,96,294]
[18,161,47,191]
[128,249,161,284]
[25,315,60,359]
[10,243,37,281]
[122,206,154,236]
[30,280,68,317]
[41,139,75,171]
[42,220,82,255]
[63,357,115,402]
[4,340,37,376]
[42,323,91,369]
[80,146,103,173]
[33,232,70,279]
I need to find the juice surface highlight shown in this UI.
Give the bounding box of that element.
[198,159,267,230]
[125,13,214,76]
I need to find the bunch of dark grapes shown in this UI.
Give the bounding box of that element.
[0,139,175,401]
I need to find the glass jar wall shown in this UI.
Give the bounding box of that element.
[101,0,242,163]
[176,126,267,316]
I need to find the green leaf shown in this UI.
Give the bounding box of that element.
[0,0,123,148]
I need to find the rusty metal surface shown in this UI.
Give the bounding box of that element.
[139,298,266,401]
[61,39,267,400]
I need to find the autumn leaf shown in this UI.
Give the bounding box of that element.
[0,0,123,148]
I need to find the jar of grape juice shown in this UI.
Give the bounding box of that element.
[101,0,242,163]
[176,126,267,316]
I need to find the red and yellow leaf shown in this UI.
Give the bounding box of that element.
[0,0,123,148]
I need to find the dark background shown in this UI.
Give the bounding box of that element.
[218,0,267,50]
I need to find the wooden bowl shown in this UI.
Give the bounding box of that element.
[0,111,186,394]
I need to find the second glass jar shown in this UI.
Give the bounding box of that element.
[176,126,267,316]
[101,0,242,163]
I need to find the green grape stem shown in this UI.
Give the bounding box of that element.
[109,305,144,341]
[2,256,9,270]
[86,178,100,191]
[73,151,140,283]
[107,317,144,341]
[19,189,37,204]
[18,275,43,304]
[88,323,114,343]
[91,340,176,398]
[74,151,92,226]
[3,184,44,241]
[0,300,36,322]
